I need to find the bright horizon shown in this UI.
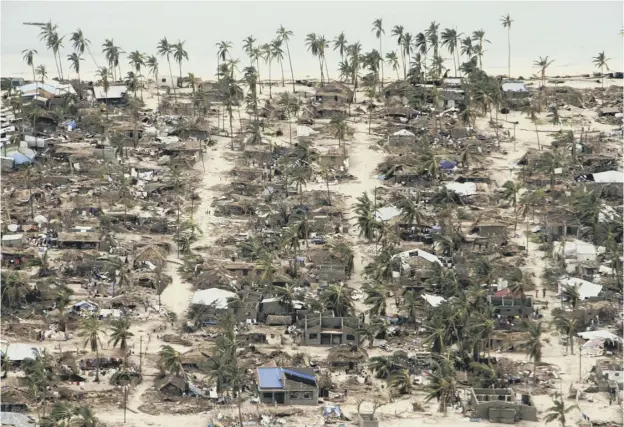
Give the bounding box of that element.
[1,1,623,82]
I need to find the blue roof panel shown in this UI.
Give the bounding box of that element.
[282,368,317,384]
[257,367,283,389]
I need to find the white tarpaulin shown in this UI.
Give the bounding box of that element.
[577,330,620,342]
[558,277,603,300]
[422,294,446,308]
[592,170,624,183]
[191,288,237,308]
[445,182,477,196]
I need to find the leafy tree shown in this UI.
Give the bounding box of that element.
[543,393,579,427]
[80,317,106,381]
[1,273,27,309]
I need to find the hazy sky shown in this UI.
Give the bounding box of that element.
[2,1,623,80]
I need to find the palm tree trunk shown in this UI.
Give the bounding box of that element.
[95,345,100,381]
[280,60,285,87]
[379,38,383,88]
[507,28,511,77]
[217,56,220,82]
[318,57,324,85]
[229,111,234,150]
[452,52,457,78]
[31,64,36,82]
[268,59,272,98]
[324,55,330,83]
[286,42,296,93]
[257,58,262,94]
[167,59,177,104]
[534,122,540,150]
[58,51,65,80]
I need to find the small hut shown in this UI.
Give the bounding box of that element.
[327,344,368,370]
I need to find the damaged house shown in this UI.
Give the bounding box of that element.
[256,367,318,405]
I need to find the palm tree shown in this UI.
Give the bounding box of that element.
[402,290,420,324]
[146,55,160,106]
[157,37,177,103]
[534,56,555,87]
[242,35,256,66]
[354,192,377,240]
[39,22,64,80]
[55,289,71,332]
[372,19,385,87]
[305,33,323,85]
[260,42,275,98]
[102,39,121,82]
[109,318,134,366]
[159,345,185,377]
[543,393,579,427]
[22,49,37,82]
[592,51,610,87]
[348,42,363,95]
[70,28,98,70]
[273,283,296,312]
[81,317,105,381]
[554,312,579,355]
[67,52,83,87]
[521,321,543,384]
[216,40,233,82]
[501,14,513,77]
[329,115,353,147]
[333,32,349,62]
[277,26,296,93]
[271,38,286,87]
[441,28,460,77]
[320,283,354,317]
[460,36,474,62]
[391,25,405,78]
[425,364,457,413]
[389,368,412,394]
[471,30,490,69]
[560,284,581,309]
[385,51,400,80]
[398,196,428,227]
[173,40,189,79]
[281,224,301,276]
[502,180,523,229]
[426,21,441,78]
[415,32,428,80]
[363,282,387,316]
[128,50,145,99]
[35,65,47,83]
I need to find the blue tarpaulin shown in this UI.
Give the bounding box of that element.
[8,151,33,165]
[439,160,457,170]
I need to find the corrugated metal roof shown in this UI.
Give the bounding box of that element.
[374,206,401,222]
[93,85,127,100]
[257,367,284,389]
[501,82,529,93]
[392,129,415,136]
[18,81,76,97]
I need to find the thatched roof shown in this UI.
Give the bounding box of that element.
[327,344,369,363]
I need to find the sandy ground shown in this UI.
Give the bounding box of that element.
[9,77,621,426]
